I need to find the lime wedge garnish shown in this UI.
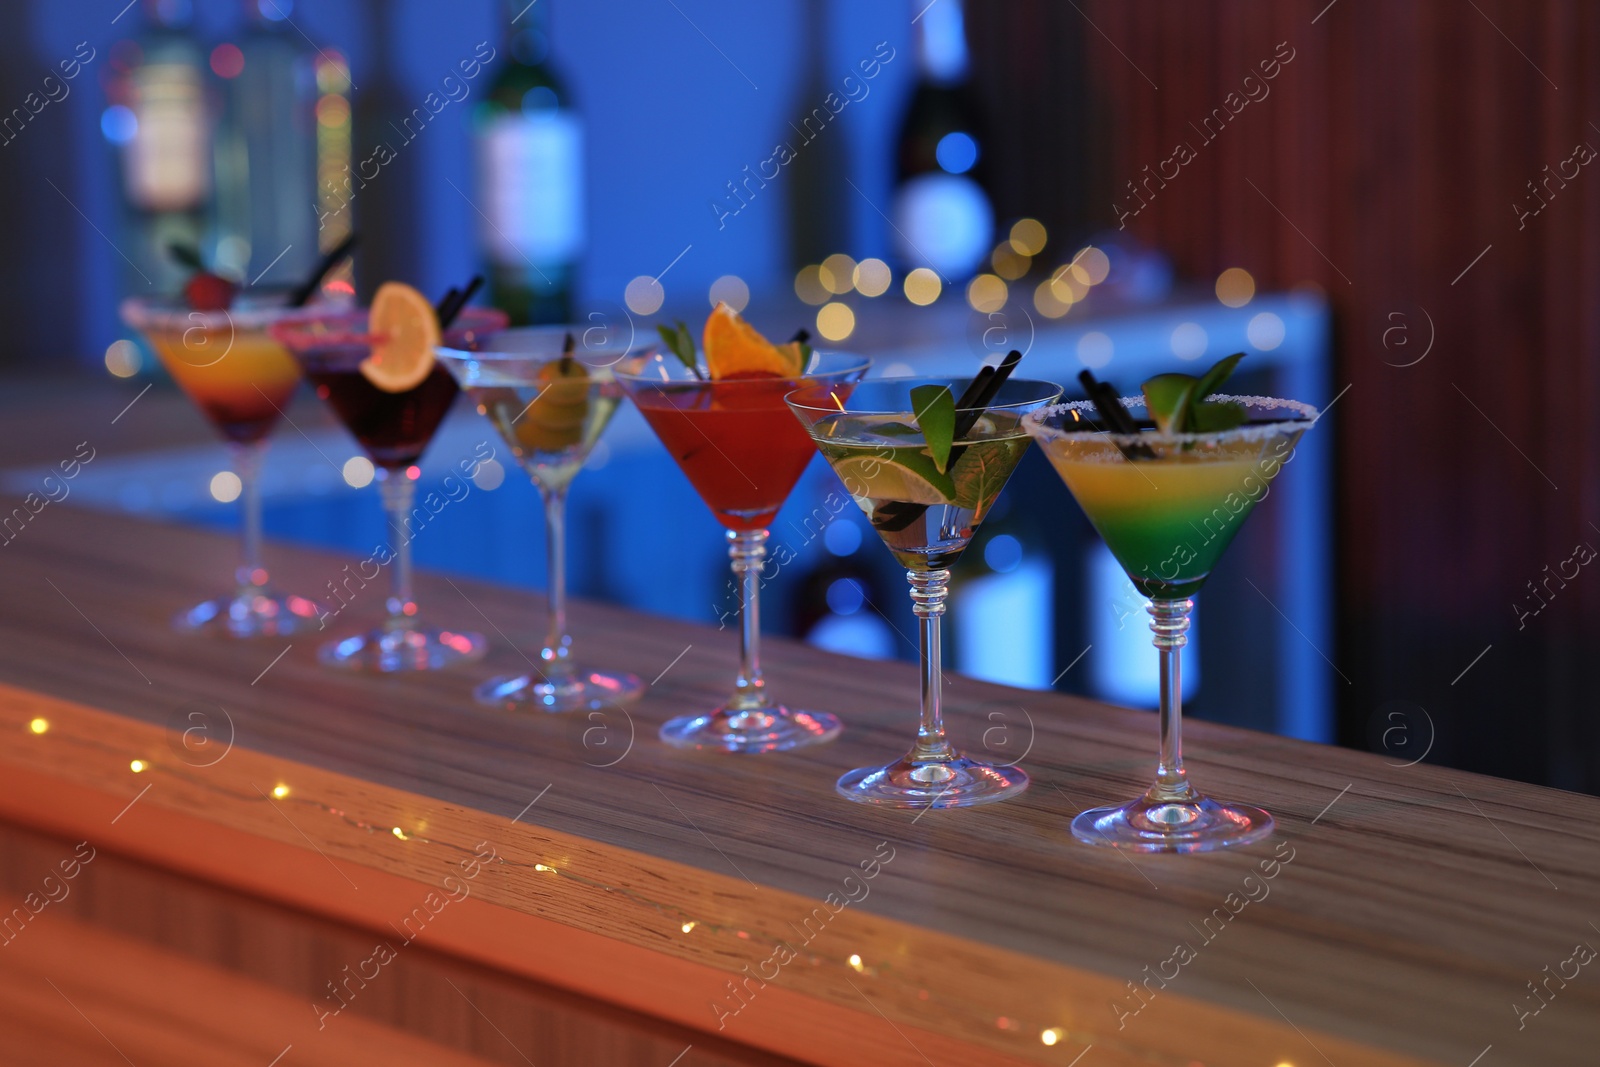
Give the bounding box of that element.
[830,451,953,506]
[1141,373,1196,435]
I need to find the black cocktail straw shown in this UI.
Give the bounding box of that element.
[873,350,1025,533]
[434,287,460,319]
[439,275,485,327]
[1077,369,1154,459]
[287,233,358,308]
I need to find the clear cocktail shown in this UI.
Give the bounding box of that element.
[437,326,643,711]
[789,376,1062,806]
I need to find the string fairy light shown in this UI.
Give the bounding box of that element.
[18,719,1187,1066]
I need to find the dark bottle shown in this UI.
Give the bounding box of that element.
[889,0,994,282]
[212,0,322,289]
[474,0,583,325]
[105,0,211,294]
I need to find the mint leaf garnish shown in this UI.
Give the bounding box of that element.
[910,384,956,474]
[1193,351,1243,399]
[656,321,703,379]
[1141,352,1248,434]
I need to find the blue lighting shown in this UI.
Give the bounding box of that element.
[100,106,137,146]
[825,577,866,616]
[522,86,559,114]
[257,0,291,20]
[936,131,979,175]
[824,519,861,556]
[983,533,1023,573]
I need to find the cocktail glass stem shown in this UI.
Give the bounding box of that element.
[657,525,836,750]
[908,568,954,763]
[233,441,269,598]
[1069,592,1271,850]
[376,468,417,629]
[539,484,572,683]
[727,529,771,721]
[1147,597,1198,804]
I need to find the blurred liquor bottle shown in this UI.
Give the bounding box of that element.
[104,0,211,294]
[474,0,583,325]
[211,0,324,289]
[890,0,994,283]
[786,0,851,270]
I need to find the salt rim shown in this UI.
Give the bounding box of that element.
[271,306,505,352]
[120,292,351,331]
[1025,393,1319,446]
[785,376,1062,416]
[615,348,870,386]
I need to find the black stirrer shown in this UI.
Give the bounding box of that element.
[439,275,485,327]
[872,350,1024,533]
[434,287,460,320]
[286,232,358,308]
[1077,369,1154,459]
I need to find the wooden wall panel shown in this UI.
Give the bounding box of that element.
[978,0,1600,790]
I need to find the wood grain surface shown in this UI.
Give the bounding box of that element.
[0,503,1597,1066]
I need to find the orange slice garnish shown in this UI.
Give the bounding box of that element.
[361,282,440,393]
[703,302,802,380]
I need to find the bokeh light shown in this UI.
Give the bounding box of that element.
[1051,266,1089,304]
[316,93,350,128]
[100,105,137,145]
[1070,246,1111,286]
[709,274,750,312]
[1216,267,1256,307]
[1033,279,1071,319]
[624,275,664,315]
[966,273,1008,313]
[903,267,942,306]
[820,253,857,295]
[1010,218,1048,256]
[991,243,1030,280]
[209,471,243,503]
[1248,311,1286,350]
[105,339,142,378]
[473,457,507,490]
[935,131,979,174]
[853,258,891,297]
[210,43,245,79]
[1077,331,1113,369]
[1170,322,1208,361]
[816,302,856,341]
[342,456,375,488]
[794,265,830,305]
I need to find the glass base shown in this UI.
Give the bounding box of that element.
[319,625,487,672]
[474,669,645,713]
[175,591,324,639]
[659,705,840,753]
[836,755,1029,808]
[1072,795,1275,853]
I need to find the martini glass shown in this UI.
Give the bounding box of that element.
[617,350,869,753]
[1025,395,1317,851]
[122,292,338,637]
[271,306,508,671]
[438,327,644,711]
[788,377,1062,806]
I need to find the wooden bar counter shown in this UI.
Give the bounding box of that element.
[0,505,1597,1066]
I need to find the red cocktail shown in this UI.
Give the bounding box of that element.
[617,312,868,753]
